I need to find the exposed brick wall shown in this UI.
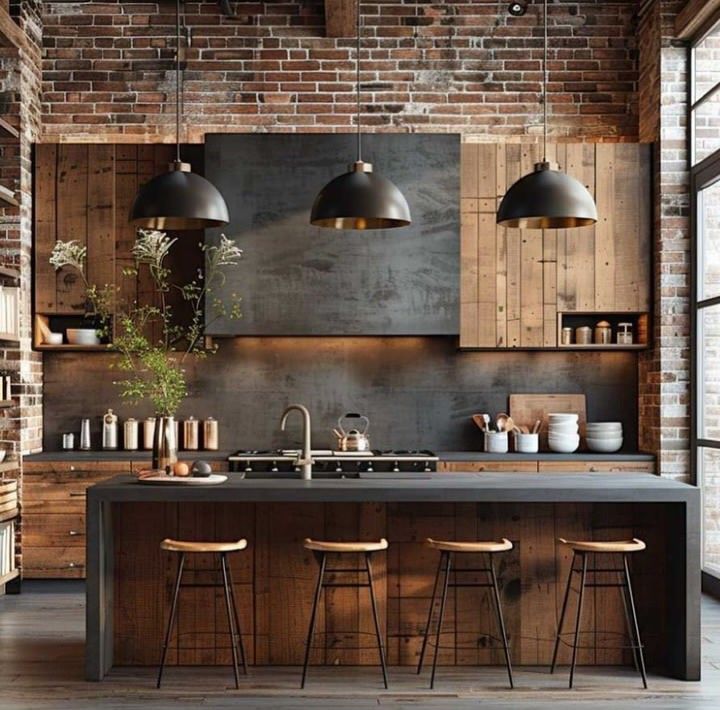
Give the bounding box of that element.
[40,0,639,142]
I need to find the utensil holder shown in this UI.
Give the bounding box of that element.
[514,432,539,453]
[484,431,509,454]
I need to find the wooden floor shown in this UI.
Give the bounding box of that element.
[1,582,719,709]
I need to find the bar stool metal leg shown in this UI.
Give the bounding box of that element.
[365,552,389,689]
[568,552,588,689]
[417,551,444,675]
[623,553,648,689]
[225,558,248,675]
[430,551,452,690]
[488,554,514,689]
[157,552,185,689]
[551,551,577,674]
[618,566,641,674]
[301,552,327,689]
[220,553,241,689]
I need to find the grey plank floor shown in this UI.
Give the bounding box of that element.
[1,581,719,709]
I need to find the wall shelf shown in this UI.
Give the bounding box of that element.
[0,266,19,281]
[0,117,19,139]
[0,184,18,207]
[0,400,13,408]
[0,462,19,474]
[0,568,19,586]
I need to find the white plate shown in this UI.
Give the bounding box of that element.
[137,474,227,485]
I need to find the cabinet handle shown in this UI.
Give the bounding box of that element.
[68,530,81,536]
[70,465,75,471]
[69,492,85,497]
[67,562,76,568]
[590,466,598,472]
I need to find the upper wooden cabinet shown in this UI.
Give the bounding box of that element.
[460,142,651,349]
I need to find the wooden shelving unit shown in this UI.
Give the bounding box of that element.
[33,314,110,351]
[556,312,650,350]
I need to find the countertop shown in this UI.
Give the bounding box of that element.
[88,472,695,504]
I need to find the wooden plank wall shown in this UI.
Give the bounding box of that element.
[113,502,669,671]
[460,143,652,349]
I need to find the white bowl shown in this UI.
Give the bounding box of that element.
[548,413,579,421]
[586,422,623,431]
[66,328,100,346]
[548,436,580,453]
[549,422,579,434]
[548,434,580,445]
[586,437,623,453]
[44,332,63,345]
[585,430,624,440]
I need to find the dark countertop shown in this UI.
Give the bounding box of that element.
[24,449,654,462]
[88,472,695,504]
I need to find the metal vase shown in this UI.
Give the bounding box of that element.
[152,416,178,473]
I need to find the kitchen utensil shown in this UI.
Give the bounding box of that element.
[123,418,139,450]
[183,417,200,450]
[79,418,92,450]
[137,473,227,486]
[532,419,542,434]
[575,326,592,345]
[143,417,156,450]
[335,412,371,452]
[484,431,509,453]
[515,432,539,453]
[593,320,612,345]
[561,327,573,345]
[617,322,634,345]
[66,328,100,346]
[191,460,213,477]
[102,408,118,450]
[509,394,586,450]
[496,413,514,432]
[62,432,75,450]
[203,417,219,450]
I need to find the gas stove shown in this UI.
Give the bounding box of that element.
[228,449,438,474]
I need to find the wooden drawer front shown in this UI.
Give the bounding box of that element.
[23,514,85,547]
[537,461,656,473]
[23,476,102,514]
[23,460,133,477]
[439,461,539,473]
[23,546,85,578]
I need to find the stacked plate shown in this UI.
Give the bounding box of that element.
[548,413,580,453]
[586,422,623,453]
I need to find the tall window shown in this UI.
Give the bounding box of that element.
[691,19,720,578]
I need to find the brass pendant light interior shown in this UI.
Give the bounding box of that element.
[310,1,411,230]
[496,0,597,229]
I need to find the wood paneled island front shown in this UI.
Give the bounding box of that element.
[86,473,700,682]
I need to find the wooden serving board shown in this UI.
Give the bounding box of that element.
[509,394,587,451]
[137,474,227,486]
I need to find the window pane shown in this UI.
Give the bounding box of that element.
[693,90,720,165]
[701,304,720,440]
[701,447,720,575]
[693,22,720,103]
[699,177,720,300]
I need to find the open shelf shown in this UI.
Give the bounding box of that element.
[33,313,111,351]
[0,461,19,474]
[557,312,650,350]
[0,266,19,281]
[0,568,19,586]
[0,184,18,207]
[0,333,19,343]
[0,400,13,408]
[34,343,109,352]
[0,117,19,139]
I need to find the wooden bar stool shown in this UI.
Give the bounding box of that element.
[417,538,514,689]
[301,538,389,689]
[550,537,648,689]
[157,538,249,689]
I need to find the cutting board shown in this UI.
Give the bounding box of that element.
[509,394,587,451]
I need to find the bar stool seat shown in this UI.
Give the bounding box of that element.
[301,538,388,689]
[426,537,512,553]
[304,538,388,553]
[418,537,514,689]
[157,537,249,690]
[160,538,248,553]
[558,537,645,553]
[551,537,648,689]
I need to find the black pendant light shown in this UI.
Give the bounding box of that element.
[310,1,411,230]
[130,0,229,230]
[497,0,597,229]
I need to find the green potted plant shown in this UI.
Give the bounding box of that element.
[50,230,242,470]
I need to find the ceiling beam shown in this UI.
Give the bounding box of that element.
[676,0,720,39]
[325,0,357,38]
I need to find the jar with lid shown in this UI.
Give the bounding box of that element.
[561,327,573,345]
[593,320,612,345]
[575,326,592,345]
[617,322,634,345]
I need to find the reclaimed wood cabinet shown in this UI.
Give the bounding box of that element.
[460,142,652,349]
[438,459,655,474]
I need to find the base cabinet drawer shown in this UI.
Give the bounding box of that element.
[537,461,656,473]
[22,514,85,547]
[438,461,539,473]
[23,546,85,579]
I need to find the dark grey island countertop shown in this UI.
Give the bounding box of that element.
[88,472,695,504]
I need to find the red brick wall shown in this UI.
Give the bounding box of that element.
[41,0,639,142]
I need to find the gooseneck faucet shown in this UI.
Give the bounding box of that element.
[280,404,313,480]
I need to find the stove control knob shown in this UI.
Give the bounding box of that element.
[336,464,343,473]
[366,463,374,472]
[271,461,279,472]
[244,465,253,473]
[393,462,400,472]
[424,461,432,472]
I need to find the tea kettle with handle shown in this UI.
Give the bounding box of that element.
[334,412,371,452]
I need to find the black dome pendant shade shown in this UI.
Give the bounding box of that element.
[497,0,597,230]
[310,2,410,230]
[130,0,228,230]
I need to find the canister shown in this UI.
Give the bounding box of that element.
[62,432,75,450]
[102,409,118,450]
[575,326,592,345]
[143,417,156,450]
[123,418,139,450]
[183,416,199,450]
[593,320,612,345]
[203,417,219,450]
[617,322,634,345]
[561,327,573,345]
[80,418,92,450]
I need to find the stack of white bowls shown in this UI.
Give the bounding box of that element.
[585,422,623,452]
[547,413,580,453]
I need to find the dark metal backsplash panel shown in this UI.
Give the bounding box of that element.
[42,339,638,453]
[204,133,460,335]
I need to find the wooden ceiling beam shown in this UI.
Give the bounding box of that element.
[325,0,357,38]
[676,0,720,39]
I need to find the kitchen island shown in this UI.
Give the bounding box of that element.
[86,472,699,682]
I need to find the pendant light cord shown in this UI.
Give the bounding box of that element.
[356,0,362,162]
[175,0,181,163]
[542,0,548,162]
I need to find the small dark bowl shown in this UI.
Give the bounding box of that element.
[191,460,213,478]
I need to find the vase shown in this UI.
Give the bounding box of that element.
[152,415,178,472]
